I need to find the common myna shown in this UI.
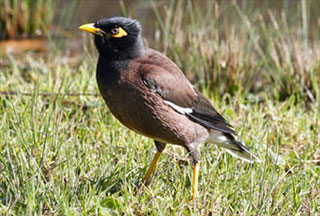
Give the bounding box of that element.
[79,17,257,200]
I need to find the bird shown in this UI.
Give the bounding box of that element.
[79,16,257,200]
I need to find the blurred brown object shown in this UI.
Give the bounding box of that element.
[0,39,47,54]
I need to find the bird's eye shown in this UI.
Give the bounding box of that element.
[109,26,128,38]
[110,27,119,35]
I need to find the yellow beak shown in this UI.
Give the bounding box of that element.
[79,23,106,36]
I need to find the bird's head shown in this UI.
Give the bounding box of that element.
[79,17,144,60]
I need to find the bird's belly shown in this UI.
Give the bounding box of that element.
[100,85,209,146]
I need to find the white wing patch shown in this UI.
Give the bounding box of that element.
[164,100,192,114]
[208,130,229,144]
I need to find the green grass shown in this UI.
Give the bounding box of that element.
[0,53,319,215]
[1,0,320,215]
[151,0,320,102]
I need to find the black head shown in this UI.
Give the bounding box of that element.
[79,17,144,60]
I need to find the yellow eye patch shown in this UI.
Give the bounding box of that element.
[110,27,128,38]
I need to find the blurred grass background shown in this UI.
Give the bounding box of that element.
[0,0,55,39]
[0,0,319,215]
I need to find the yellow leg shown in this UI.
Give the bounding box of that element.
[190,162,199,201]
[143,151,163,185]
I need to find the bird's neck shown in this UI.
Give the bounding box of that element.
[101,35,144,61]
[97,51,139,91]
[96,35,144,89]
[96,56,127,86]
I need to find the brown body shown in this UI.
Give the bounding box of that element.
[97,48,209,147]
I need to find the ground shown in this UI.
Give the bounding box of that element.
[0,53,319,215]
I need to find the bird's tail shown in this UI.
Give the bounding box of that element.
[223,140,258,163]
[208,130,259,163]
